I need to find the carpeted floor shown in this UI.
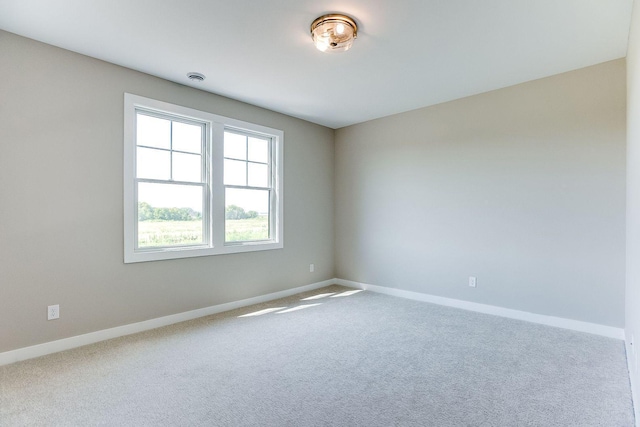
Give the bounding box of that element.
[0,285,635,426]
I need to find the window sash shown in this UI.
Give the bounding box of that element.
[134,180,210,250]
[134,108,210,251]
[222,129,275,244]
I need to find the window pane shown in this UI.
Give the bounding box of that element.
[138,182,204,248]
[248,137,269,163]
[137,147,170,180]
[173,121,202,154]
[248,163,269,188]
[225,188,269,242]
[224,131,247,160]
[224,159,246,186]
[137,114,170,149]
[173,152,202,183]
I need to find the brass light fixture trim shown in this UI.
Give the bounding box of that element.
[310,14,358,52]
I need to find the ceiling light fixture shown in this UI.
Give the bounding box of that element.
[310,14,358,53]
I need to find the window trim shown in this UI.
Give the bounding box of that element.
[124,93,283,263]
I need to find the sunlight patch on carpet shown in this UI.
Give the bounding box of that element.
[238,307,286,317]
[331,290,363,297]
[301,292,336,300]
[276,304,322,314]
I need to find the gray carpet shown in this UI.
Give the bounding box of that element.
[0,285,634,426]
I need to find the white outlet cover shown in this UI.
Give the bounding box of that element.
[469,277,477,287]
[47,304,60,320]
[309,264,315,273]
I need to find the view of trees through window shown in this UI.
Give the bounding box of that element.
[137,202,268,248]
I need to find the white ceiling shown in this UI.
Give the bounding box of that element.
[0,0,633,128]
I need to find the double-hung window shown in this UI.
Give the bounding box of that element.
[124,94,283,263]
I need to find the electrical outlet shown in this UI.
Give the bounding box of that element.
[469,276,477,288]
[47,304,59,320]
[309,264,315,273]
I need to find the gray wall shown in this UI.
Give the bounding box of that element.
[626,0,640,415]
[335,59,626,327]
[0,28,629,355]
[0,31,335,353]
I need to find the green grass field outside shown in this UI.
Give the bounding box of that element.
[138,217,269,247]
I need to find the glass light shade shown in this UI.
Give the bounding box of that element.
[311,14,358,53]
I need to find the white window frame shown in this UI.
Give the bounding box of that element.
[124,93,283,263]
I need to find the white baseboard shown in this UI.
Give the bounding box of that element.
[626,331,639,427]
[335,278,625,340]
[1,278,626,367]
[0,279,335,367]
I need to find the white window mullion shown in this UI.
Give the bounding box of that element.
[211,122,226,248]
[273,134,283,244]
[202,123,212,247]
[169,121,173,181]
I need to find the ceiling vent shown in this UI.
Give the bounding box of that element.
[187,72,206,82]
